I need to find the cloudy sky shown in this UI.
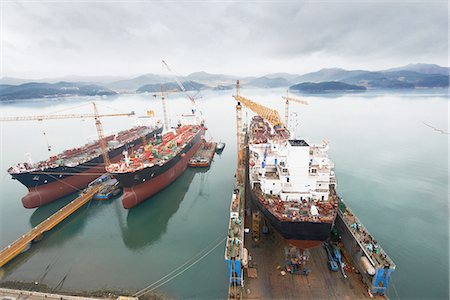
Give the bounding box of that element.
[1,0,448,78]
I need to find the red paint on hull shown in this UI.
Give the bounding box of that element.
[19,141,146,208]
[122,134,204,209]
[21,165,104,208]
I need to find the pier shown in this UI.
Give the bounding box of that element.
[0,180,105,268]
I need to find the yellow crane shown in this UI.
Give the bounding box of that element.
[232,80,284,128]
[0,103,135,166]
[282,90,308,126]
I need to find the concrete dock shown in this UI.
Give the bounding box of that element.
[242,225,371,299]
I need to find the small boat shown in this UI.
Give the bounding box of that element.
[188,157,210,168]
[216,141,226,153]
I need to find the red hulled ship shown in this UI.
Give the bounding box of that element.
[8,124,163,208]
[107,115,206,209]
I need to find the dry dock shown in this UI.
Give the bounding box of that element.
[242,226,371,299]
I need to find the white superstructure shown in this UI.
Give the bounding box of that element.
[248,116,337,223]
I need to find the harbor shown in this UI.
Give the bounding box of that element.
[0,89,447,299]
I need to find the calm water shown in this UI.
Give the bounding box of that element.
[0,88,448,299]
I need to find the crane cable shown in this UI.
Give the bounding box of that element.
[134,236,226,297]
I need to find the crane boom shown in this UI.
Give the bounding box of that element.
[282,96,309,105]
[161,59,196,105]
[282,90,308,126]
[0,103,135,167]
[0,112,135,122]
[232,81,284,128]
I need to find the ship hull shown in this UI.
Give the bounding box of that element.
[11,126,163,208]
[113,128,205,209]
[250,187,333,249]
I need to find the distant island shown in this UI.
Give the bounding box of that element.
[0,63,448,101]
[136,81,205,93]
[290,81,367,93]
[0,82,117,101]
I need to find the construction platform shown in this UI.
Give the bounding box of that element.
[188,141,217,168]
[0,175,116,268]
[242,225,372,299]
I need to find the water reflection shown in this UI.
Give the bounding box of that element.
[120,168,208,250]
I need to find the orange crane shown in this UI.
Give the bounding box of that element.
[282,90,308,126]
[0,102,135,166]
[232,81,284,128]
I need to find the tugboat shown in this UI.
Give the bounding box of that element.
[216,141,226,153]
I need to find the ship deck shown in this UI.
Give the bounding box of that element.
[188,141,216,167]
[242,222,373,299]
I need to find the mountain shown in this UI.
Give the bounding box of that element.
[0,77,34,85]
[0,82,117,101]
[185,71,236,83]
[213,84,234,90]
[293,65,449,89]
[293,68,370,83]
[108,74,171,91]
[290,81,366,93]
[342,70,448,88]
[0,75,124,85]
[264,72,300,81]
[136,81,206,93]
[384,63,449,75]
[247,76,292,88]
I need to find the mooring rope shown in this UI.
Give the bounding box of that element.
[134,236,226,297]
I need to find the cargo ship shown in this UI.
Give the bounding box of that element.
[107,114,206,209]
[8,124,163,208]
[248,115,338,249]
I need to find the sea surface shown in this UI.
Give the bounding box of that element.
[0,88,448,299]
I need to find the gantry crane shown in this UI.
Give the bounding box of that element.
[0,103,135,166]
[282,90,308,126]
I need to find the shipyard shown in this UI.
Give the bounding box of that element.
[224,82,396,299]
[1,2,449,299]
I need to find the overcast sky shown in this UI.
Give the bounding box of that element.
[1,0,448,78]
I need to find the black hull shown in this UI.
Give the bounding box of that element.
[10,126,163,188]
[249,188,333,242]
[112,127,205,208]
[112,128,203,188]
